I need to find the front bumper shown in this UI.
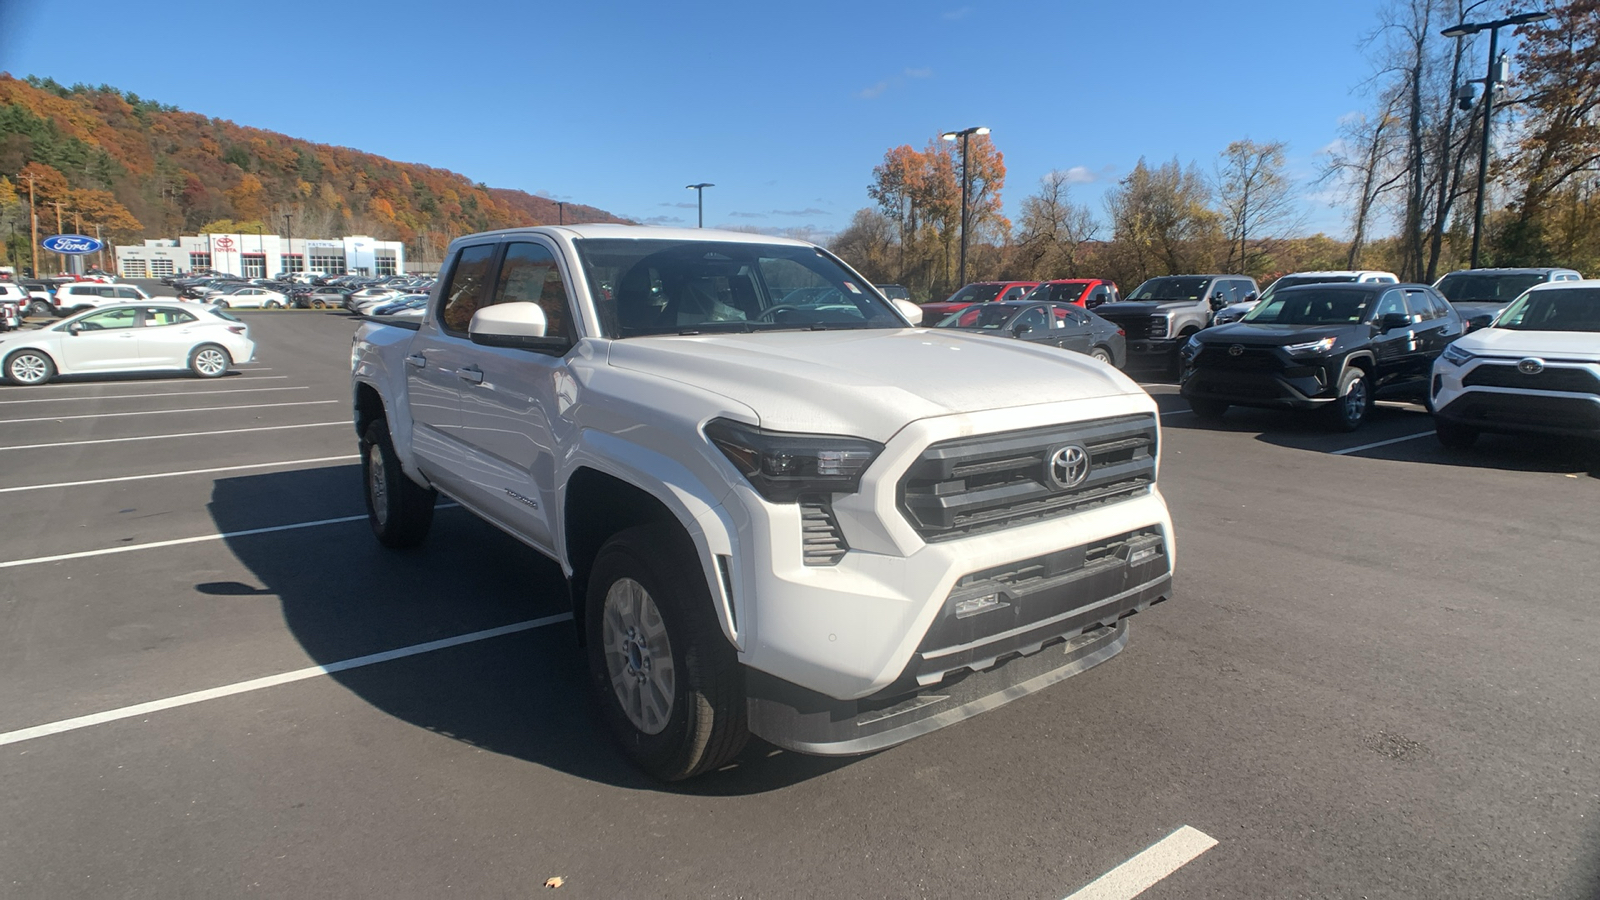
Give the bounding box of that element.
[1124,337,1181,361]
[1434,360,1600,436]
[1180,363,1335,409]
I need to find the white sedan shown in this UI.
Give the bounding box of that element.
[209,287,290,309]
[0,302,255,386]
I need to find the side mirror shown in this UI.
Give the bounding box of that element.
[1379,312,1411,331]
[892,298,923,325]
[1243,292,1258,303]
[469,301,567,352]
[1012,322,1033,337]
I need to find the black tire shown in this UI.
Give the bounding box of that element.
[1434,418,1479,451]
[213,300,229,309]
[1089,345,1114,366]
[360,420,436,548]
[265,300,282,310]
[1324,366,1372,432]
[1188,397,1228,420]
[188,343,231,378]
[27,300,51,318]
[5,348,56,386]
[585,524,748,781]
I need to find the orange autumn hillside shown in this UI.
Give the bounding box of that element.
[0,74,628,266]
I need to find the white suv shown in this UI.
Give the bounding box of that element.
[1212,270,1399,325]
[1432,280,1600,450]
[54,282,153,314]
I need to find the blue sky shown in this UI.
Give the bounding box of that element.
[2,0,1399,239]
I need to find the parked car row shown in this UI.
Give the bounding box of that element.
[169,271,437,311]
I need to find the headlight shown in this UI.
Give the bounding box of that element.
[1441,343,1475,366]
[704,418,883,503]
[1149,315,1169,338]
[1283,337,1336,356]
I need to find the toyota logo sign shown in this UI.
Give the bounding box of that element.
[1048,445,1091,490]
[1228,344,1245,357]
[1517,357,1545,375]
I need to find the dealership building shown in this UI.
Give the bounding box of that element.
[114,234,405,279]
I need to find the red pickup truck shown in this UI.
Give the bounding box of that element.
[1022,279,1120,308]
[919,280,1039,321]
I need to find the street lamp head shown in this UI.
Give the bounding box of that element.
[942,126,991,140]
[686,182,714,190]
[941,132,958,141]
[974,126,990,136]
[1504,10,1551,25]
[1441,22,1481,37]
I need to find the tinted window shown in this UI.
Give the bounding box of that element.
[1434,272,1546,302]
[1495,288,1600,332]
[1244,288,1378,325]
[1052,304,1087,326]
[439,244,499,333]
[1128,277,1211,302]
[76,307,139,330]
[1403,290,1436,321]
[1373,290,1406,320]
[943,283,1006,305]
[492,242,575,342]
[1013,306,1049,333]
[143,307,197,326]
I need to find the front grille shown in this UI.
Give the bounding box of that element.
[1193,379,1282,399]
[1462,364,1600,394]
[1099,314,1154,340]
[799,496,848,565]
[899,414,1157,541]
[1194,344,1282,371]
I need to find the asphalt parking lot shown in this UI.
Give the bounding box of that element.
[1,311,1596,899]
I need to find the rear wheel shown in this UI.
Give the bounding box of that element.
[213,300,229,309]
[1188,397,1228,420]
[189,343,231,378]
[1089,345,1114,366]
[1324,367,1371,432]
[361,420,436,548]
[1434,419,1479,451]
[5,348,55,385]
[265,299,282,310]
[27,300,51,318]
[586,524,747,781]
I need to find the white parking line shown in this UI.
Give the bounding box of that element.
[0,455,360,494]
[1062,826,1218,900]
[0,421,348,452]
[2,374,289,390]
[1331,431,1433,456]
[0,503,459,569]
[0,399,336,424]
[0,613,573,748]
[0,385,310,405]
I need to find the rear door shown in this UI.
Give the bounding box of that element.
[1051,304,1094,353]
[405,241,501,489]
[134,306,203,367]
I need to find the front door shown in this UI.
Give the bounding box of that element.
[1369,288,1417,392]
[454,240,580,552]
[57,307,143,371]
[404,242,500,490]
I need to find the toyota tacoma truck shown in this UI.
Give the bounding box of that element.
[350,225,1176,780]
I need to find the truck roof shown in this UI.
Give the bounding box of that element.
[452,223,817,247]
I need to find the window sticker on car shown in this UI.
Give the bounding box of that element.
[843,281,862,294]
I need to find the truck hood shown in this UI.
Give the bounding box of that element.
[1456,327,1600,360]
[605,329,1138,441]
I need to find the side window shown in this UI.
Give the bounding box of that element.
[1235,280,1256,300]
[1374,290,1406,321]
[1054,304,1086,326]
[1014,307,1049,333]
[143,307,197,327]
[95,286,117,298]
[1087,286,1108,306]
[492,242,576,342]
[1403,290,1436,321]
[438,244,500,333]
[1001,285,1029,302]
[115,287,142,299]
[77,307,139,330]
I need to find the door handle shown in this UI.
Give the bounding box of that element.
[405,354,427,369]
[456,366,484,385]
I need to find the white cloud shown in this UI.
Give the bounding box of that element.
[942,7,971,20]
[771,207,829,217]
[857,81,891,99]
[904,67,934,79]
[728,211,767,219]
[1058,166,1098,185]
[642,215,686,225]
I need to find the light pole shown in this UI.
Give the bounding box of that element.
[940,126,989,287]
[283,213,294,276]
[686,183,714,228]
[1442,10,1550,268]
[556,201,566,225]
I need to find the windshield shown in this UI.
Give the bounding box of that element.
[1494,288,1600,332]
[1023,282,1088,304]
[941,283,1005,305]
[577,239,902,337]
[1241,288,1376,325]
[935,304,1019,330]
[1127,277,1210,302]
[1435,272,1547,302]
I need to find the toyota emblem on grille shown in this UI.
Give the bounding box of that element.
[1048,445,1091,490]
[1517,357,1545,375]
[1228,344,1245,357]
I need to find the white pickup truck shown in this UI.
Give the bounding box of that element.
[350,225,1176,780]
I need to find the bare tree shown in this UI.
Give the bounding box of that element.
[1215,139,1302,276]
[1015,170,1100,278]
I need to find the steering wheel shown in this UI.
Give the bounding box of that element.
[755,304,806,321]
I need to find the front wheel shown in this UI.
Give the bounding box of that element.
[1324,367,1371,432]
[1434,419,1479,451]
[213,300,229,309]
[5,348,56,385]
[189,343,231,378]
[265,300,282,310]
[361,420,436,548]
[586,525,747,781]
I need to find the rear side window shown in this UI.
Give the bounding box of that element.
[143,307,197,326]
[1403,290,1437,321]
[115,287,142,299]
[492,242,576,342]
[439,244,499,333]
[1000,285,1030,302]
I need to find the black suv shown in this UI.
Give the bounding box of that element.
[1179,283,1464,431]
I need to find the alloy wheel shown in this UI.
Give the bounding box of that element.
[9,353,49,384]
[194,348,228,376]
[601,577,676,735]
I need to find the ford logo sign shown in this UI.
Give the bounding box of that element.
[41,234,104,255]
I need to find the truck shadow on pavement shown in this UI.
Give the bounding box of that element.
[207,466,855,795]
